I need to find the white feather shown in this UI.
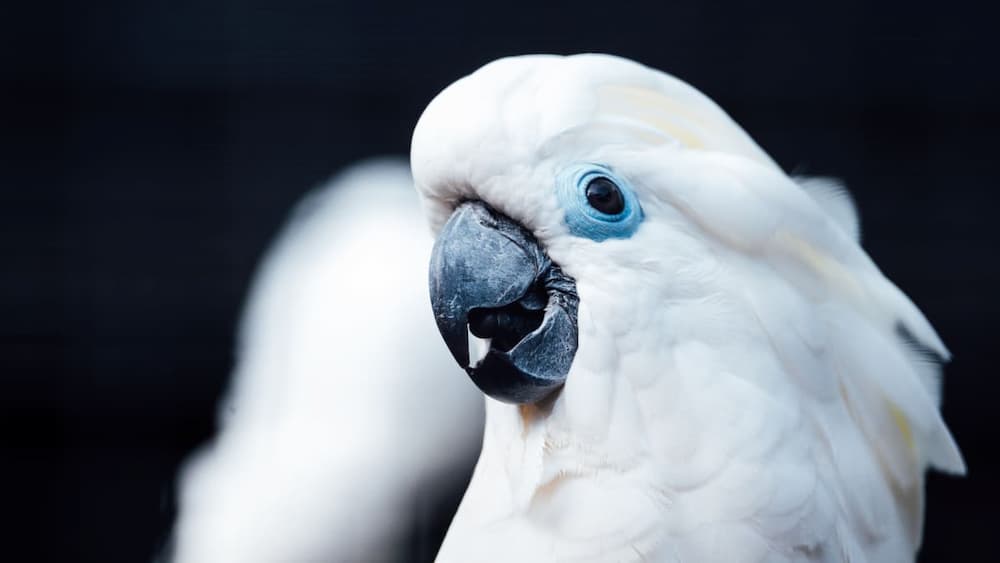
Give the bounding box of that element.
[412,54,963,562]
[795,176,861,242]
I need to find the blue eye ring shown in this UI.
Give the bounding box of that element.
[556,163,643,241]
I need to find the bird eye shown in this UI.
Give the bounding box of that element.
[584,176,625,216]
[556,164,643,242]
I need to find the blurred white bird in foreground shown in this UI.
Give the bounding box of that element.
[170,160,483,562]
[414,54,964,562]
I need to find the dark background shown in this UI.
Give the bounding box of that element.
[4,1,997,561]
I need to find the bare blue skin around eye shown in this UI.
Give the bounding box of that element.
[556,164,644,242]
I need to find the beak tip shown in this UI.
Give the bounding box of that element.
[436,316,471,368]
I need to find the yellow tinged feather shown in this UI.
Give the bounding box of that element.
[594,84,778,168]
[888,402,917,452]
[777,232,922,462]
[596,85,706,149]
[773,231,865,299]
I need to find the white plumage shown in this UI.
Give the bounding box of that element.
[411,54,963,562]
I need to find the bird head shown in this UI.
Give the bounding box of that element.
[413,54,783,407]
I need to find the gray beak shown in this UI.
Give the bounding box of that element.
[428,201,579,404]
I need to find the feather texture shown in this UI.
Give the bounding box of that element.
[794,176,861,242]
[412,54,963,562]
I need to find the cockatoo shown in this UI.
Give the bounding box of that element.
[414,54,964,561]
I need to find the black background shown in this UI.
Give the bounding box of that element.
[4,1,998,561]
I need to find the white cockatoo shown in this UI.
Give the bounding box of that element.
[413,54,965,562]
[169,160,483,562]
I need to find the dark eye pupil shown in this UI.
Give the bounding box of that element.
[585,177,625,215]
